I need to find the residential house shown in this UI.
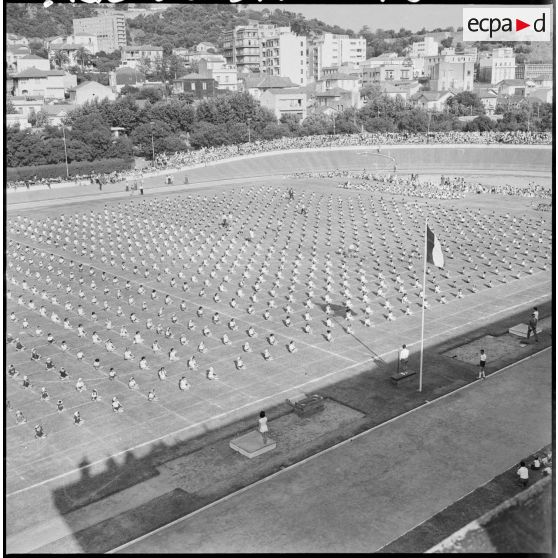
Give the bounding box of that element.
[241,74,297,101]
[7,34,29,47]
[41,104,74,126]
[6,113,31,129]
[530,74,553,89]
[496,79,532,97]
[413,90,455,112]
[530,88,552,104]
[259,88,307,122]
[6,45,31,71]
[362,62,414,86]
[473,87,499,115]
[12,67,67,99]
[69,81,116,105]
[196,42,217,53]
[121,45,164,70]
[8,96,45,118]
[378,81,421,103]
[315,87,360,111]
[172,73,219,99]
[199,58,238,92]
[15,54,51,73]
[109,67,146,93]
[321,63,362,78]
[317,72,361,93]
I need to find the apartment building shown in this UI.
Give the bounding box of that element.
[73,13,126,53]
[262,32,307,86]
[479,47,515,84]
[516,62,553,81]
[223,24,290,72]
[308,33,366,81]
[409,36,439,57]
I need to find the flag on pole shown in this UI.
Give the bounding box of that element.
[426,225,444,268]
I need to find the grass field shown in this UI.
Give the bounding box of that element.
[4,148,553,551]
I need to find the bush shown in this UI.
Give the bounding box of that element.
[7,158,133,182]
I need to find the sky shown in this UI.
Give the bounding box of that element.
[249,4,519,33]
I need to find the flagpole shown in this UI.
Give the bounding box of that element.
[419,216,428,392]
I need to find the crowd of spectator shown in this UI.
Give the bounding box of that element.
[7,131,552,190]
[290,169,552,200]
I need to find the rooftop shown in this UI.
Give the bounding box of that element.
[13,67,66,79]
[416,90,454,101]
[244,75,296,89]
[123,45,164,51]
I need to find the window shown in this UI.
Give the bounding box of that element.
[202,82,207,90]
[191,83,195,91]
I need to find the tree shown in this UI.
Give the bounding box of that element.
[299,114,330,136]
[188,122,233,149]
[464,115,496,132]
[130,121,185,158]
[52,49,69,69]
[6,100,17,114]
[440,37,454,50]
[447,91,484,116]
[147,99,196,133]
[280,113,301,134]
[28,108,50,128]
[75,46,92,72]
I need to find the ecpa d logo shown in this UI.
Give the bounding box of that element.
[463,8,551,42]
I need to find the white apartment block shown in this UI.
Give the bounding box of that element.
[73,13,126,54]
[309,34,366,81]
[410,36,439,57]
[262,33,307,86]
[222,24,290,72]
[479,47,516,84]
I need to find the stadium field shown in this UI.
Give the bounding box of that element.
[5,146,553,551]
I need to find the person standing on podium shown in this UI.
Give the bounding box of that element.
[258,410,269,445]
[399,344,409,375]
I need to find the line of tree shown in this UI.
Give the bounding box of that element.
[7,88,552,170]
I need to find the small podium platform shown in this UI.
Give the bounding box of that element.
[509,323,542,338]
[287,394,325,417]
[230,431,276,459]
[391,370,417,386]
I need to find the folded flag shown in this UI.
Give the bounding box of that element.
[427,225,444,268]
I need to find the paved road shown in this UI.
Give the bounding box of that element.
[116,348,552,554]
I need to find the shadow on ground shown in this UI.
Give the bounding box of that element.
[7,301,553,553]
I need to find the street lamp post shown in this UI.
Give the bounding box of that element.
[247,118,252,143]
[61,125,69,178]
[426,112,432,144]
[150,121,155,165]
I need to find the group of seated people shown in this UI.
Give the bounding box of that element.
[5,181,552,441]
[290,169,551,200]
